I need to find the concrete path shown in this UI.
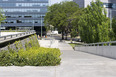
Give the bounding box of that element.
[39,40,59,48]
[1,42,116,77]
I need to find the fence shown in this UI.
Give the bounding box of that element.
[75,41,116,59]
[0,30,36,43]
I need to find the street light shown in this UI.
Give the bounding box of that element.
[41,14,42,39]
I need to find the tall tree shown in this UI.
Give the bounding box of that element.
[0,9,5,24]
[78,0,111,43]
[44,1,81,40]
[0,8,6,36]
[112,18,116,40]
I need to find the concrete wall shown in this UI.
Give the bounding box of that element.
[0,35,37,52]
[75,46,116,59]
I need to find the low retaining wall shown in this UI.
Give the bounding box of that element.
[1,32,23,36]
[0,34,37,52]
[0,31,35,44]
[75,46,116,59]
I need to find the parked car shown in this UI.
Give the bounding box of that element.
[51,31,58,34]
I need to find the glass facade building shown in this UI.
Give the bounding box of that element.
[73,0,116,17]
[0,0,48,30]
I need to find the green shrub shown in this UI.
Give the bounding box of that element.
[25,34,40,50]
[0,34,61,66]
[0,47,61,66]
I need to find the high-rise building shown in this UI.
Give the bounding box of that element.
[0,0,48,31]
[73,0,116,17]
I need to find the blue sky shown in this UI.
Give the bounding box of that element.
[50,0,63,5]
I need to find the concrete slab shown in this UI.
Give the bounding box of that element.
[0,41,116,77]
[38,40,59,48]
[0,66,56,77]
[58,42,74,51]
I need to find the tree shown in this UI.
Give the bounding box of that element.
[44,3,65,39]
[112,18,116,40]
[44,1,81,40]
[68,8,83,40]
[0,8,6,36]
[70,29,77,43]
[78,0,111,43]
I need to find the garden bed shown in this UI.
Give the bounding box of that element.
[0,35,61,66]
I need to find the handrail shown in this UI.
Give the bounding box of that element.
[76,41,116,47]
[0,30,36,43]
[1,30,29,32]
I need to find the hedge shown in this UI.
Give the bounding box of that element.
[0,35,61,66]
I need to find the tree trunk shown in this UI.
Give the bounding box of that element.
[70,35,73,43]
[65,33,67,40]
[62,31,64,40]
[71,38,73,43]
[62,34,64,40]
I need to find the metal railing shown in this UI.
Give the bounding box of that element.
[1,30,30,32]
[0,30,36,43]
[81,41,116,46]
[75,41,116,59]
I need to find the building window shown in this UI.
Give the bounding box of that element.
[3,0,8,1]
[103,3,113,8]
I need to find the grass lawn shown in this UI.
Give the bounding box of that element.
[69,43,84,48]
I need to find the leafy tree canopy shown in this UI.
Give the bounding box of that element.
[44,1,81,39]
[78,0,111,43]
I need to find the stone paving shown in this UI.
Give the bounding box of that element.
[0,41,116,77]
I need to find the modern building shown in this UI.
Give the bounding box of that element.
[109,0,116,18]
[73,0,116,17]
[0,0,48,31]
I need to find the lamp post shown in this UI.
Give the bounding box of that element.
[41,14,42,40]
[33,19,34,30]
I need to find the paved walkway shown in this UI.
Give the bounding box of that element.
[1,42,116,77]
